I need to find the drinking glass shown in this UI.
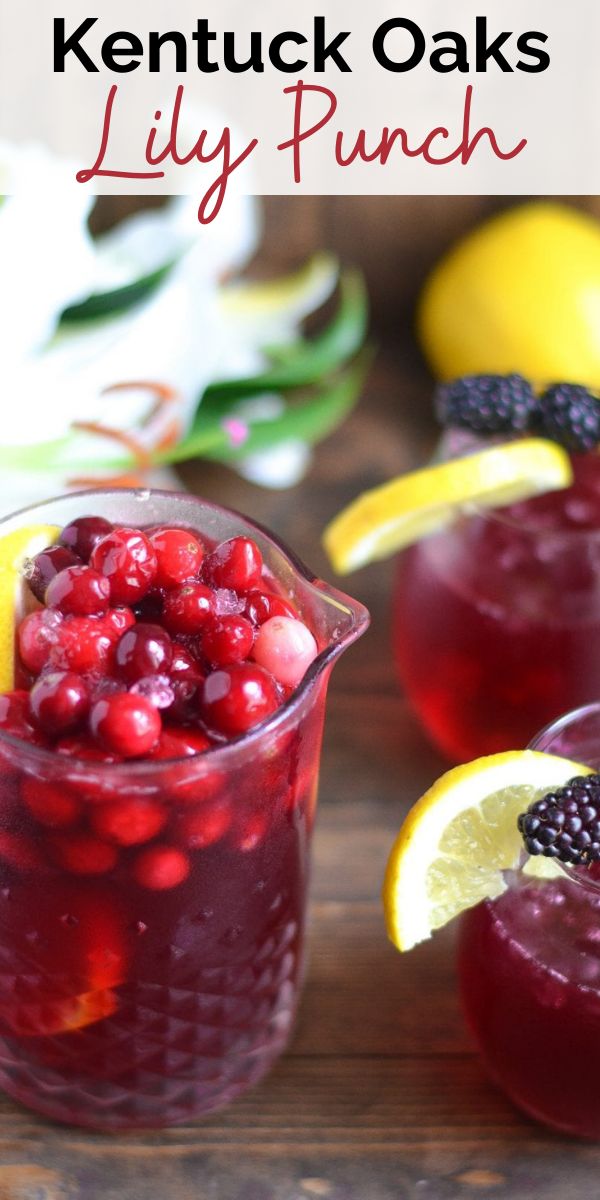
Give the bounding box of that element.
[0,488,368,1130]
[458,702,600,1137]
[394,441,600,761]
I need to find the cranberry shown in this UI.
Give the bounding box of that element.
[201,663,280,736]
[29,671,89,735]
[101,607,136,640]
[178,801,232,848]
[204,536,263,591]
[56,734,117,765]
[150,527,204,589]
[90,693,161,757]
[234,810,269,852]
[18,610,63,674]
[244,589,297,626]
[90,527,157,605]
[21,777,81,828]
[201,615,254,667]
[56,734,118,801]
[253,615,318,688]
[152,726,212,759]
[51,833,117,875]
[168,645,205,716]
[59,516,114,562]
[162,581,215,635]
[91,796,166,846]
[26,545,80,603]
[0,690,47,745]
[46,564,110,617]
[115,623,173,684]
[152,727,223,804]
[48,617,114,676]
[133,845,190,890]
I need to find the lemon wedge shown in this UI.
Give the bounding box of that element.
[383,750,591,953]
[0,525,60,692]
[323,439,572,574]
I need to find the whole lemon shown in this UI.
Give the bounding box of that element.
[418,202,600,388]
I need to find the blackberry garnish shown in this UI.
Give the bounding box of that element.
[518,775,600,866]
[435,374,537,435]
[536,383,600,452]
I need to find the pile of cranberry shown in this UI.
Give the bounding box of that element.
[2,517,318,762]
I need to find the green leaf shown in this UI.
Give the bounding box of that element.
[203,269,368,400]
[59,259,177,324]
[157,350,373,466]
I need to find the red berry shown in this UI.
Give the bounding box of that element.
[26,545,80,603]
[115,622,173,684]
[152,727,223,804]
[29,671,89,735]
[201,663,280,736]
[56,734,118,801]
[152,726,212,759]
[204,536,263,591]
[168,645,205,717]
[178,801,231,848]
[162,582,215,635]
[18,610,63,674]
[234,810,269,852]
[133,845,190,890]
[91,796,166,846]
[244,590,297,626]
[90,527,157,605]
[201,615,254,667]
[101,607,136,640]
[46,564,111,616]
[149,527,204,589]
[51,833,117,875]
[21,777,81,828]
[48,616,114,676]
[0,690,47,745]
[90,693,161,758]
[59,516,114,562]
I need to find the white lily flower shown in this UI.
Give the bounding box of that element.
[0,142,97,360]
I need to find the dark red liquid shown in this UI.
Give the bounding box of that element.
[394,454,600,761]
[459,875,600,1138]
[0,689,325,1130]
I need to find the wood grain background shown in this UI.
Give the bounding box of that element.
[5,195,600,1200]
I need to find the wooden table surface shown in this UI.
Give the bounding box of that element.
[4,322,599,1198]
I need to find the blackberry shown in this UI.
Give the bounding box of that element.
[518,775,600,866]
[536,383,600,452]
[435,374,537,435]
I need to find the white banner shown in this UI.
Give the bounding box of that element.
[1,0,598,216]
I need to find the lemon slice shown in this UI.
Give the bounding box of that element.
[323,439,572,574]
[383,750,591,953]
[0,524,60,692]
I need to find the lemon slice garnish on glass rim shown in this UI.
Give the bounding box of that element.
[323,438,572,574]
[382,750,592,953]
[0,524,60,692]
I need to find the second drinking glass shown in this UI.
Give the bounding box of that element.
[394,447,600,761]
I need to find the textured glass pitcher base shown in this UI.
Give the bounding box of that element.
[0,924,301,1131]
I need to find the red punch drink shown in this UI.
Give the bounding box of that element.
[394,450,600,761]
[0,490,368,1129]
[459,703,600,1137]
